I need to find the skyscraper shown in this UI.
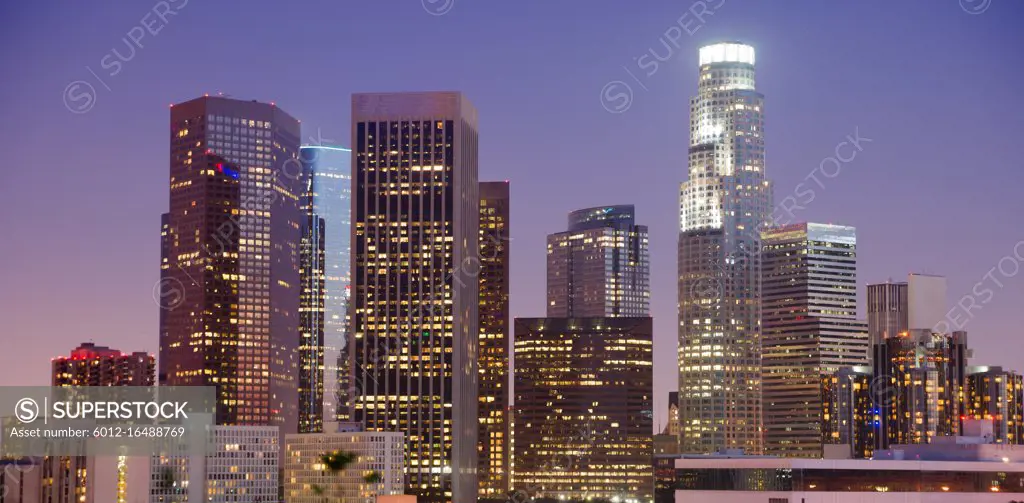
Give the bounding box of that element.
[478,180,510,498]
[299,144,353,429]
[867,273,947,348]
[866,281,908,347]
[160,96,304,435]
[677,42,772,454]
[52,343,155,387]
[761,223,868,457]
[965,366,1024,445]
[546,205,649,317]
[871,330,969,451]
[512,317,653,501]
[299,188,326,434]
[351,92,479,503]
[821,366,875,459]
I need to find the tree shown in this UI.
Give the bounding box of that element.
[363,471,382,484]
[313,450,359,503]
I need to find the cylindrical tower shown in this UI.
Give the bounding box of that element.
[678,42,772,455]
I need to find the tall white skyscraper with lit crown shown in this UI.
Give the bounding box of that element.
[678,42,772,455]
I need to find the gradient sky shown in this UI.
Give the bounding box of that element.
[2,0,1023,429]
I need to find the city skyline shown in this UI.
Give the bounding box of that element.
[3,0,1024,427]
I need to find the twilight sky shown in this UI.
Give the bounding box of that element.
[1,0,1023,428]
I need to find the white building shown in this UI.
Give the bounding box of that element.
[283,430,404,503]
[663,434,1024,502]
[677,41,771,455]
[149,425,279,503]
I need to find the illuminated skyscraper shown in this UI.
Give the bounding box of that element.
[160,96,304,435]
[52,343,155,387]
[299,145,353,429]
[546,205,649,317]
[299,192,326,434]
[677,42,772,454]
[821,366,875,459]
[761,223,868,457]
[512,317,653,501]
[871,330,969,451]
[965,366,1024,445]
[351,92,479,503]
[479,181,510,498]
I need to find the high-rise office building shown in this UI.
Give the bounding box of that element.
[866,281,908,347]
[546,205,649,317]
[761,223,869,457]
[512,317,653,501]
[965,366,1024,445]
[677,42,772,454]
[866,274,947,347]
[872,330,969,452]
[52,343,155,387]
[160,96,304,435]
[299,187,326,434]
[478,181,510,498]
[300,145,353,426]
[821,366,875,459]
[351,92,479,503]
[824,334,1024,457]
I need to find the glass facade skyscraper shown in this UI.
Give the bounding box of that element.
[677,42,772,454]
[299,197,326,433]
[351,92,479,503]
[300,145,352,428]
[160,96,303,435]
[547,205,649,318]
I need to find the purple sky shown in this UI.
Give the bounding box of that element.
[2,0,1023,428]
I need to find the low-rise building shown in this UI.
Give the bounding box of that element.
[657,427,1024,503]
[284,428,404,503]
[149,425,279,503]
